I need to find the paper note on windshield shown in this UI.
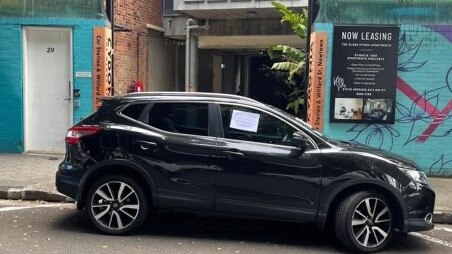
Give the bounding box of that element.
[230,110,260,133]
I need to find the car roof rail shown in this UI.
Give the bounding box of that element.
[123,92,261,104]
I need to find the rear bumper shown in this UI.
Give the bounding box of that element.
[401,183,435,232]
[404,217,434,232]
[55,173,78,200]
[55,162,82,202]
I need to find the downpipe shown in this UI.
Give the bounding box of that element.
[185,19,209,92]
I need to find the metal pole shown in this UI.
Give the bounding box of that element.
[185,19,196,92]
[137,33,140,82]
[185,19,209,92]
[110,0,115,95]
[189,33,198,91]
[175,43,180,91]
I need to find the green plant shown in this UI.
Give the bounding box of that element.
[268,45,306,81]
[258,65,304,114]
[268,1,308,114]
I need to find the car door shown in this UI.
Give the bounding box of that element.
[125,101,218,213]
[214,103,322,222]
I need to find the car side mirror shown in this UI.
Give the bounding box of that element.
[292,132,309,150]
[289,132,309,158]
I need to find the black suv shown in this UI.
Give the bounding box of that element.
[56,92,435,252]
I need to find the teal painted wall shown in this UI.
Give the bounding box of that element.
[313,22,452,176]
[0,25,23,152]
[0,17,107,153]
[72,24,101,123]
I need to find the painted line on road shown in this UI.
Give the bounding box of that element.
[409,232,452,248]
[435,225,452,233]
[0,203,72,212]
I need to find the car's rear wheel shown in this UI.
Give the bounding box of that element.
[85,175,148,234]
[335,191,393,253]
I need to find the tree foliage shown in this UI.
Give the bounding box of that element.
[272,2,309,38]
[268,1,308,114]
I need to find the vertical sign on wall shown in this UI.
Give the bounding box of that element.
[330,25,399,123]
[93,27,113,110]
[307,32,328,131]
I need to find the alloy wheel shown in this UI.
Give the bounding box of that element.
[90,181,140,231]
[351,197,392,248]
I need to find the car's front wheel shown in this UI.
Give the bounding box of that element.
[335,191,393,253]
[85,175,148,234]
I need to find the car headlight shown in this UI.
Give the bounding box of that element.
[400,167,428,184]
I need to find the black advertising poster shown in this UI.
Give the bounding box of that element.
[330,25,399,124]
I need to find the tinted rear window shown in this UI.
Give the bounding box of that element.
[148,103,208,136]
[122,103,147,121]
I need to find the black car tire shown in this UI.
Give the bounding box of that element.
[85,175,148,235]
[335,191,393,253]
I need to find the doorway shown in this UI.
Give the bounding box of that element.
[23,27,72,153]
[249,56,290,111]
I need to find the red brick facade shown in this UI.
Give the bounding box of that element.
[113,0,162,94]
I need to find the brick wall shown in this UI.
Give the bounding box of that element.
[312,22,452,176]
[113,0,162,94]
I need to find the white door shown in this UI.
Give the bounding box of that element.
[24,27,72,153]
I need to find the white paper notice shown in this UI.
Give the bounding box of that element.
[230,110,260,133]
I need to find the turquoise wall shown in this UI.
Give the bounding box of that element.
[0,17,107,153]
[314,22,452,176]
[0,25,23,152]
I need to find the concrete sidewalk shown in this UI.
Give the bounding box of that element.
[0,154,71,202]
[0,154,451,223]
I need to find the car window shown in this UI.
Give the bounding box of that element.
[267,104,334,144]
[121,103,147,121]
[220,105,301,147]
[148,103,209,136]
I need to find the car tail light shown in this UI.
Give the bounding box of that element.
[65,126,101,145]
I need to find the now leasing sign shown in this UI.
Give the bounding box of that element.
[93,27,113,110]
[330,25,399,124]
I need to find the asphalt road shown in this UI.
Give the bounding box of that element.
[0,200,451,254]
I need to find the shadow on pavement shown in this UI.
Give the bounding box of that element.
[144,212,337,249]
[52,210,433,253]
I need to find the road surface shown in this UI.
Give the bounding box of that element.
[0,200,451,254]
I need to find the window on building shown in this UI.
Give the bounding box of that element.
[163,0,177,16]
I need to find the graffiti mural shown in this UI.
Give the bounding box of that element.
[336,25,452,175]
[397,70,452,144]
[347,124,400,151]
[397,31,428,72]
[429,154,452,175]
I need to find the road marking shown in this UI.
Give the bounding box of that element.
[435,225,452,233]
[409,232,452,248]
[0,203,72,212]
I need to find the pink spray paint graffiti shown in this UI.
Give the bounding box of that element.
[397,76,452,142]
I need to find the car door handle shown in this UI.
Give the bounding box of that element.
[222,150,245,160]
[134,141,158,151]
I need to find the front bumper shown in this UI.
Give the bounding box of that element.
[401,183,435,232]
